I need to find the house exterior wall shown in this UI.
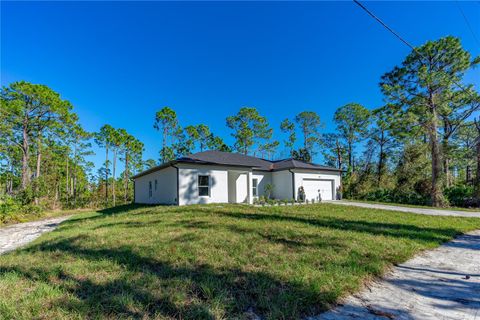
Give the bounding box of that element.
[227,171,248,203]
[227,171,238,203]
[292,169,341,201]
[235,173,248,203]
[272,170,294,200]
[133,163,341,205]
[177,163,251,205]
[252,171,272,198]
[134,166,177,204]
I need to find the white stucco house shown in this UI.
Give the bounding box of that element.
[132,150,342,205]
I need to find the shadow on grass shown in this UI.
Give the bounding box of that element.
[97,203,157,215]
[59,204,180,230]
[6,235,335,319]
[214,211,463,244]
[62,206,466,251]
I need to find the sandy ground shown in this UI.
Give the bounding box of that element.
[314,230,480,320]
[0,216,70,254]
[329,201,480,218]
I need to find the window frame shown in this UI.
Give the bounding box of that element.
[155,179,158,191]
[198,175,210,197]
[149,181,152,198]
[252,178,258,197]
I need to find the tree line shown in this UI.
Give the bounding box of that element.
[1,36,479,213]
[0,82,146,214]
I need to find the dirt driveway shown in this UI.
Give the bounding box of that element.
[0,216,70,255]
[315,229,480,319]
[329,201,480,218]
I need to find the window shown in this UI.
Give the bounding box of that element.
[149,181,152,198]
[252,178,258,197]
[198,175,210,196]
[155,179,158,191]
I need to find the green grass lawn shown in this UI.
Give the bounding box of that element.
[1,204,480,319]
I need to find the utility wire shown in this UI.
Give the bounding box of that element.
[455,0,480,48]
[352,0,427,59]
[352,0,478,100]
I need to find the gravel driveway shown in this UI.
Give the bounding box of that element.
[329,201,480,218]
[0,216,71,254]
[314,229,480,320]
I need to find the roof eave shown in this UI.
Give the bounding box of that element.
[131,161,178,179]
[273,166,342,173]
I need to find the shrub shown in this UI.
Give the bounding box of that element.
[22,204,43,216]
[0,195,45,223]
[445,185,475,207]
[355,188,429,206]
[264,184,274,199]
[0,195,22,221]
[258,196,266,206]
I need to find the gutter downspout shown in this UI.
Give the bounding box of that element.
[171,164,180,205]
[288,169,295,201]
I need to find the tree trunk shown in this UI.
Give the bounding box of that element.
[348,141,353,171]
[7,159,14,194]
[54,183,59,208]
[377,142,385,187]
[429,112,444,207]
[105,146,109,205]
[442,132,451,188]
[466,165,472,184]
[112,149,116,206]
[21,119,30,190]
[475,140,480,198]
[303,129,307,152]
[124,152,129,203]
[474,119,480,199]
[73,142,78,207]
[162,125,167,163]
[335,139,343,170]
[444,156,451,187]
[66,153,69,206]
[34,138,42,205]
[35,138,41,179]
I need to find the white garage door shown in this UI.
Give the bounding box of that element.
[302,179,333,201]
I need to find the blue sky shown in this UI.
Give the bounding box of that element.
[1,1,479,175]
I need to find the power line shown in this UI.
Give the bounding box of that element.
[353,0,478,100]
[352,0,427,59]
[455,0,480,47]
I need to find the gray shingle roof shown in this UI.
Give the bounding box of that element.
[132,150,340,179]
[181,150,340,172]
[270,158,340,171]
[180,151,274,170]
